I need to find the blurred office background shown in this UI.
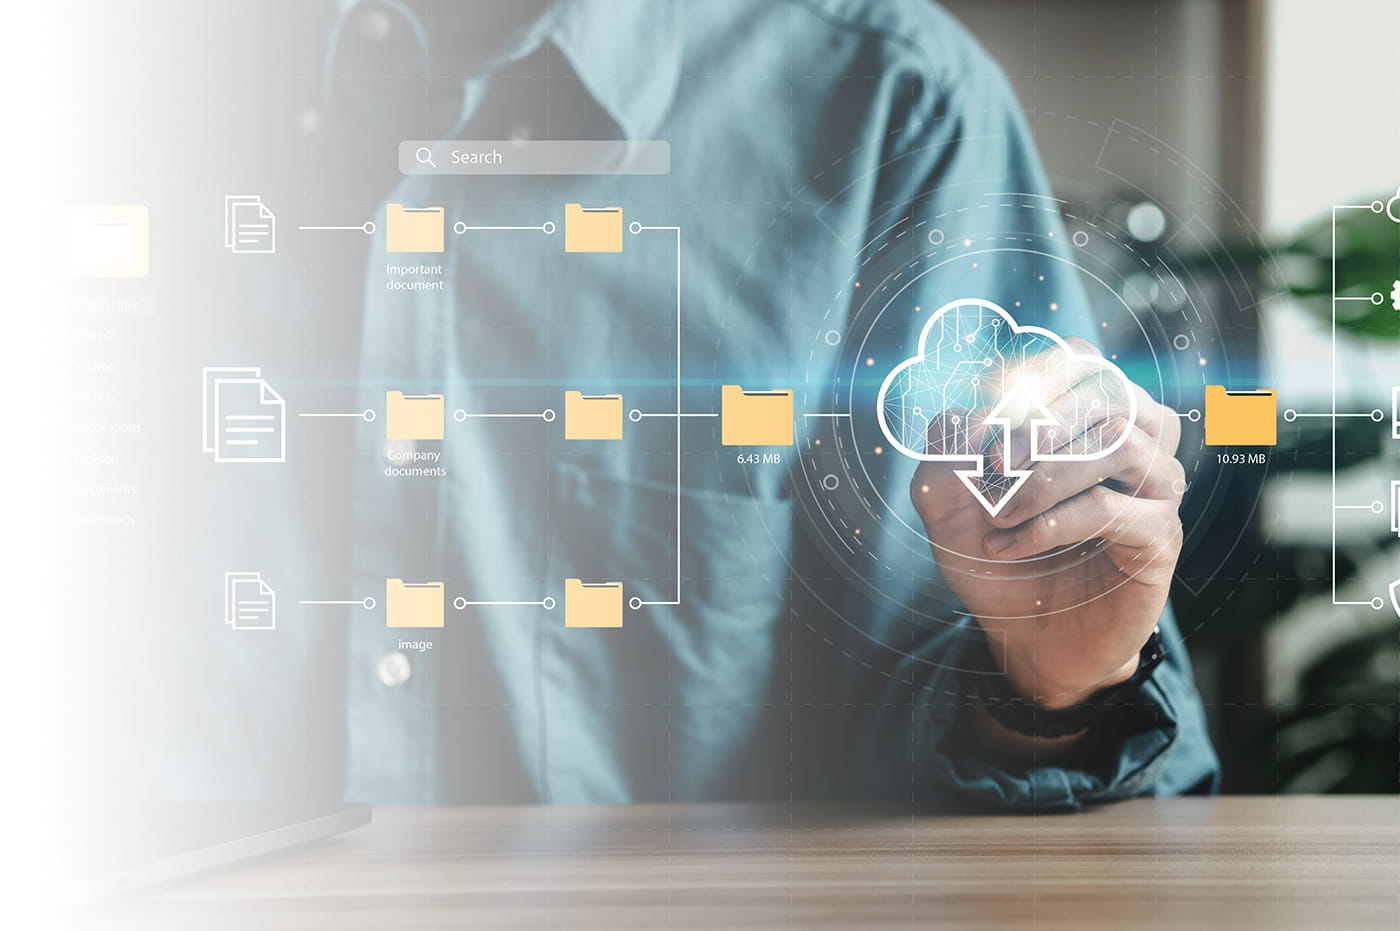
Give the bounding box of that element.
[941,0,1400,792]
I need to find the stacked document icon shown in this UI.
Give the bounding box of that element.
[565,579,624,628]
[564,391,624,440]
[202,367,286,463]
[386,579,446,628]
[564,204,623,252]
[386,203,445,252]
[721,385,794,446]
[55,204,149,277]
[224,195,276,254]
[386,391,445,440]
[1204,386,1277,446]
[224,571,276,630]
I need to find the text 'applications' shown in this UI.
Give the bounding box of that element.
[55,204,149,277]
[721,386,794,446]
[1204,386,1277,446]
[386,204,445,253]
[202,367,286,463]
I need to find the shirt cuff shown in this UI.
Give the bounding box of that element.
[919,620,1182,810]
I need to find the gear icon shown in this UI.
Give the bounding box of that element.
[1391,279,1400,312]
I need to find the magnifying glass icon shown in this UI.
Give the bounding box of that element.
[414,146,437,169]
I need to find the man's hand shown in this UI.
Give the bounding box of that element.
[910,337,1185,711]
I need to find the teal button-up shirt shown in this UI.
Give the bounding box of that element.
[325,0,1219,806]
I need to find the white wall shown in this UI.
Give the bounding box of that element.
[1262,0,1400,233]
[1259,0,1399,407]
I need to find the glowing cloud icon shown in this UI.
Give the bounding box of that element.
[876,298,1137,516]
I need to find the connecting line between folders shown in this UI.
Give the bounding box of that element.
[296,221,557,237]
[1285,411,1385,420]
[628,224,683,611]
[298,409,559,423]
[298,410,378,422]
[453,597,555,610]
[629,409,852,422]
[302,406,850,425]
[297,596,556,612]
[297,223,376,235]
[453,221,555,236]
[299,598,378,610]
[452,409,557,422]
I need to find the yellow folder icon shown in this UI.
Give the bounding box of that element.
[565,391,624,440]
[721,385,794,446]
[386,579,445,628]
[385,391,445,440]
[565,579,623,628]
[1204,386,1277,446]
[385,203,444,253]
[564,204,623,253]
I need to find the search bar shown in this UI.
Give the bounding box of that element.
[399,140,669,176]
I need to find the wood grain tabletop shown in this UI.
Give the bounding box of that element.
[79,796,1400,929]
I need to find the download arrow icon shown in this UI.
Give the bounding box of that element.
[952,384,1060,518]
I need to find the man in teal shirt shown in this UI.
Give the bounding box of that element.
[122,0,1218,807]
[318,0,1218,806]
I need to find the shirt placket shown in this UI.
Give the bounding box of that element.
[333,0,453,804]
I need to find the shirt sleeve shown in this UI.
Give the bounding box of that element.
[914,606,1220,809]
[836,22,1219,808]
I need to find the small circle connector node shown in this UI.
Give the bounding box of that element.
[1384,188,1400,223]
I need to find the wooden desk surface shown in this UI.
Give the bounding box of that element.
[86,797,1399,930]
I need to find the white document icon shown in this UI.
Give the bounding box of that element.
[224,194,276,254]
[202,366,286,463]
[224,571,276,630]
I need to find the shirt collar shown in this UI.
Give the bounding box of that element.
[547,0,680,140]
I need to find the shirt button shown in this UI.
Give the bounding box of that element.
[358,8,393,42]
[376,651,411,688]
[382,437,417,466]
